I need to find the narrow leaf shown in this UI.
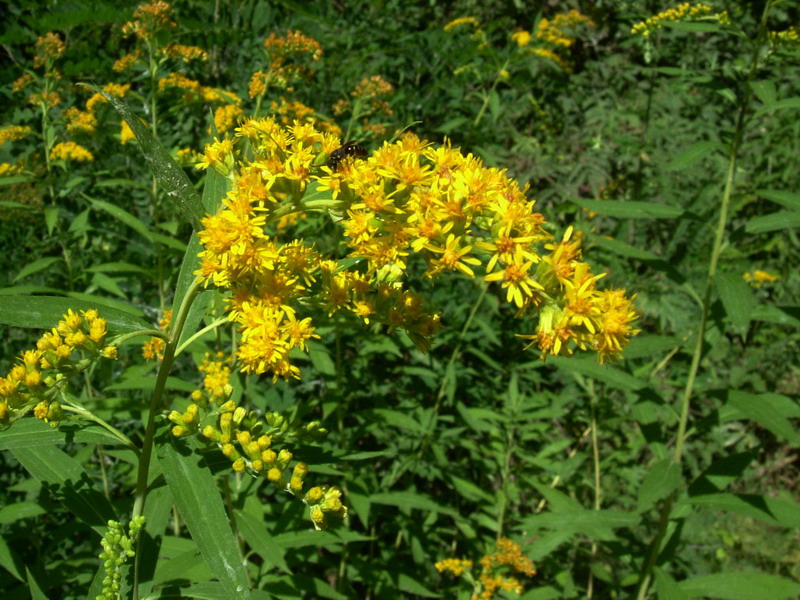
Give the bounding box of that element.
[91,87,204,228]
[727,391,800,445]
[549,356,646,391]
[12,445,116,533]
[637,459,683,512]
[0,534,24,581]
[749,80,777,107]
[370,491,459,518]
[572,199,683,219]
[752,304,800,328]
[90,198,153,242]
[754,97,800,117]
[0,295,150,332]
[157,429,251,599]
[235,510,291,574]
[12,257,62,283]
[679,571,800,599]
[756,190,800,212]
[682,493,800,528]
[715,272,756,333]
[654,567,683,600]
[587,233,662,260]
[666,141,719,171]
[745,211,800,233]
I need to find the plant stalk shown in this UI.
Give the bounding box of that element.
[634,4,772,598]
[131,278,201,599]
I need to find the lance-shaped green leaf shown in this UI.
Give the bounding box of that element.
[0,295,150,332]
[12,445,116,534]
[157,428,252,600]
[85,84,204,229]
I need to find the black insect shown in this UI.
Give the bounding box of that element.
[327,141,367,171]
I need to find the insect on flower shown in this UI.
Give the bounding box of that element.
[327,141,367,171]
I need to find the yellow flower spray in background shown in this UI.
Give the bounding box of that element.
[436,537,536,600]
[0,310,118,429]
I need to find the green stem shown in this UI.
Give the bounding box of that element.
[110,329,169,347]
[147,41,165,310]
[473,60,508,127]
[634,5,772,598]
[495,416,515,540]
[587,380,601,599]
[344,97,363,143]
[131,278,201,600]
[174,316,227,356]
[254,89,266,119]
[97,445,111,500]
[60,404,139,456]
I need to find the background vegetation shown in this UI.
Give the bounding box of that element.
[1,1,799,599]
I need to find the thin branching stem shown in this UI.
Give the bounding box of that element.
[635,4,773,598]
[131,278,201,600]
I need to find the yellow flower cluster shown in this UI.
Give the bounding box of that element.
[195,119,638,376]
[158,72,201,95]
[352,74,394,117]
[203,88,241,105]
[168,385,346,529]
[12,73,33,93]
[770,26,800,49]
[162,43,208,63]
[533,48,571,71]
[0,125,32,148]
[120,120,136,145]
[213,104,244,134]
[536,10,594,47]
[437,538,535,600]
[28,91,61,109]
[352,74,393,99]
[65,107,98,135]
[631,3,729,36]
[270,99,314,122]
[264,29,322,63]
[435,558,473,576]
[142,310,172,360]
[86,82,131,112]
[113,51,141,73]
[0,163,24,177]
[158,73,240,106]
[248,71,269,98]
[255,30,323,92]
[176,147,203,166]
[444,16,480,32]
[197,352,232,402]
[33,32,66,68]
[50,141,94,163]
[743,269,778,287]
[122,1,176,41]
[511,30,532,47]
[0,310,117,429]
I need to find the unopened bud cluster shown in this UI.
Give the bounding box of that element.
[168,354,346,529]
[0,309,118,429]
[96,516,145,600]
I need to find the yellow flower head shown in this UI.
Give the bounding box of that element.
[122,1,176,41]
[34,32,66,68]
[444,16,479,32]
[511,30,532,47]
[50,141,94,163]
